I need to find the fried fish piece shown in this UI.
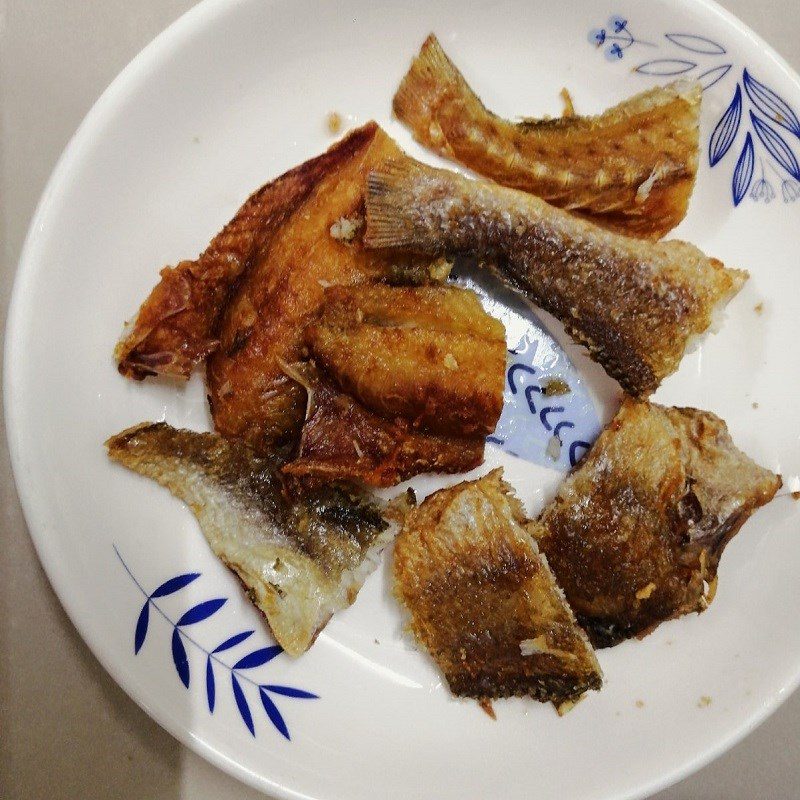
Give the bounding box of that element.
[364,156,745,397]
[206,124,435,454]
[393,34,700,239]
[106,422,394,656]
[535,398,781,648]
[306,284,506,437]
[282,362,484,487]
[393,470,602,707]
[115,124,383,380]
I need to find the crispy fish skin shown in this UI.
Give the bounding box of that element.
[364,156,746,397]
[393,34,700,239]
[115,124,382,380]
[393,470,602,706]
[282,362,484,487]
[535,398,781,647]
[106,422,393,656]
[306,284,506,437]
[206,124,424,454]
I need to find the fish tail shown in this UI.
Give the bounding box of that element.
[364,157,444,252]
[393,34,476,148]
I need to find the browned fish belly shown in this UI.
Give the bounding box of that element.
[106,422,393,656]
[115,124,383,380]
[535,398,781,647]
[281,362,484,488]
[393,34,700,239]
[393,470,602,707]
[364,156,746,397]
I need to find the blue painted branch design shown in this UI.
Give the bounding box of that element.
[116,546,317,740]
[588,14,800,207]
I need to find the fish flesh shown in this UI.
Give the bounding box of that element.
[115,124,384,380]
[305,284,506,437]
[282,361,484,487]
[106,422,394,656]
[393,34,700,238]
[364,156,746,397]
[393,469,602,708]
[535,398,781,647]
[206,123,446,454]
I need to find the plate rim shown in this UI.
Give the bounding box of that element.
[4,0,799,798]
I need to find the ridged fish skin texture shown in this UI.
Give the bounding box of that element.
[106,422,393,656]
[393,34,700,239]
[393,470,602,706]
[282,361,485,488]
[535,399,781,647]
[364,156,746,397]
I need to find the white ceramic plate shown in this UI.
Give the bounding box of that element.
[6,1,800,798]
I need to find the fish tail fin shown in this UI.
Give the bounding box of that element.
[393,34,476,148]
[364,157,443,252]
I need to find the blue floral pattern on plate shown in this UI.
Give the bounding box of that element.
[116,546,317,740]
[587,14,800,207]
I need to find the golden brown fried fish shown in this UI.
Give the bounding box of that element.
[281,362,484,488]
[106,422,394,656]
[393,34,700,239]
[364,156,745,398]
[535,398,781,648]
[393,470,602,708]
[306,284,506,437]
[115,124,383,380]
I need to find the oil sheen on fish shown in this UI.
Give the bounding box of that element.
[282,362,484,488]
[535,398,781,647]
[106,422,394,656]
[393,470,602,708]
[364,156,746,397]
[393,34,700,239]
[115,124,385,380]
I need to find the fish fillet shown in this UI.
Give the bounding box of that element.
[106,422,394,656]
[393,34,700,238]
[306,284,506,437]
[364,156,746,397]
[535,398,781,647]
[282,362,484,487]
[393,470,602,707]
[115,124,383,380]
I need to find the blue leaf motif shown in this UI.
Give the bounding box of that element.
[697,63,732,91]
[750,112,800,179]
[262,685,319,700]
[212,630,255,654]
[553,420,575,438]
[134,601,150,654]
[540,406,565,431]
[568,440,592,467]
[507,363,536,393]
[206,656,216,713]
[664,33,725,55]
[177,598,226,626]
[151,572,201,598]
[259,687,290,740]
[232,674,255,735]
[234,645,283,670]
[635,59,696,77]
[732,132,755,206]
[171,629,190,688]
[743,69,800,138]
[709,84,742,167]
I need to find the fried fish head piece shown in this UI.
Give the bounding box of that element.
[393,469,602,707]
[281,361,485,488]
[106,422,394,656]
[115,123,384,381]
[364,154,746,398]
[536,398,782,647]
[306,283,506,437]
[393,34,700,239]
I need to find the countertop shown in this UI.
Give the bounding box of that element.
[1,1,798,797]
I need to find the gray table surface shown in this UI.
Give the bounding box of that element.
[1,2,798,798]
